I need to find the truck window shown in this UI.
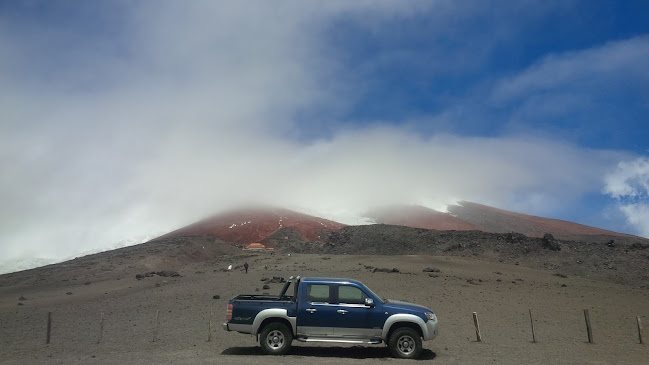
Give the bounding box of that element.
[337,285,367,305]
[306,284,330,303]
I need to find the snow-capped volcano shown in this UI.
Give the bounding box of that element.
[151,201,638,246]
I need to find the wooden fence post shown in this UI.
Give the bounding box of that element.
[473,312,482,342]
[153,309,160,342]
[96,310,104,344]
[584,309,593,343]
[529,309,536,343]
[46,312,52,344]
[637,316,644,345]
[207,306,213,342]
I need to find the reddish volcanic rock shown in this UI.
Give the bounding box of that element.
[153,207,346,245]
[154,202,637,248]
[366,202,635,241]
[448,201,632,240]
[367,205,479,231]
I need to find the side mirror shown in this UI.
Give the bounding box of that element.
[365,298,375,308]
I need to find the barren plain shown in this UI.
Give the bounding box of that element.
[1,244,648,364]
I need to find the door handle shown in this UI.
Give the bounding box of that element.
[337,309,348,314]
[306,308,317,313]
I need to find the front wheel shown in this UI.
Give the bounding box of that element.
[259,322,293,355]
[388,327,422,359]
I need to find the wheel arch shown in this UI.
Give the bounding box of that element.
[252,309,296,337]
[257,317,294,337]
[382,314,426,340]
[387,321,423,341]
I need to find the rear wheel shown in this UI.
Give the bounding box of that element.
[259,322,293,355]
[388,327,422,359]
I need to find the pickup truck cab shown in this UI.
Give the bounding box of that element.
[223,276,439,358]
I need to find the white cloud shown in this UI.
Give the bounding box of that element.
[492,36,649,103]
[0,1,644,272]
[620,204,649,238]
[604,157,649,237]
[603,158,649,199]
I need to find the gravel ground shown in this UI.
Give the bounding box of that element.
[1,252,648,364]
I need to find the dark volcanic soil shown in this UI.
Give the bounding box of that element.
[1,251,648,364]
[1,226,648,364]
[271,225,649,288]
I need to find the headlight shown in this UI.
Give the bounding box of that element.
[425,312,436,321]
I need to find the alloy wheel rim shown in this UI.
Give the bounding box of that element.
[267,330,285,349]
[397,335,415,354]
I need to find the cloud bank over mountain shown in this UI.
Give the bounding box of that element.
[1,1,647,267]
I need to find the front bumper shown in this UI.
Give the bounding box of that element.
[423,316,439,341]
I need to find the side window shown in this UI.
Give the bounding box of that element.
[338,285,367,305]
[306,284,330,303]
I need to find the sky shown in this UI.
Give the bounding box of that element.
[1,0,648,272]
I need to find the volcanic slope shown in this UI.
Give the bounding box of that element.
[154,207,346,246]
[449,201,638,241]
[2,251,648,364]
[367,205,478,231]
[368,202,637,242]
[277,224,649,288]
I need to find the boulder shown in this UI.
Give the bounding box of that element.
[423,267,440,273]
[372,267,400,273]
[542,233,561,251]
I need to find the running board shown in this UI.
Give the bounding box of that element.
[296,337,382,344]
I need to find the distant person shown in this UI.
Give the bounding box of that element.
[244,262,249,274]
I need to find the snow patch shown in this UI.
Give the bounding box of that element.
[295,207,375,226]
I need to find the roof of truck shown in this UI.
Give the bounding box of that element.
[300,277,364,285]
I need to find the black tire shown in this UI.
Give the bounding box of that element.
[259,322,293,355]
[388,327,422,359]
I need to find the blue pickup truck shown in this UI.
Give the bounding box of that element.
[223,276,439,359]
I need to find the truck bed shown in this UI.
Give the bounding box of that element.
[232,294,295,301]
